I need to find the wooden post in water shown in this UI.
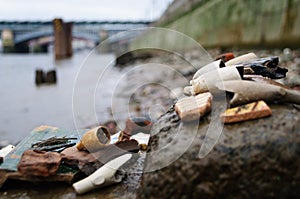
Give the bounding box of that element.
[53,18,73,60]
[65,22,73,58]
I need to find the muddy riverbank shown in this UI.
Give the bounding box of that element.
[1,48,300,198]
[136,48,300,198]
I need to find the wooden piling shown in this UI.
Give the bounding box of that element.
[53,18,73,60]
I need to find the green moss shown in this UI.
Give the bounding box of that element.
[133,0,300,49]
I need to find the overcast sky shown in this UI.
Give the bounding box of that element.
[0,0,173,21]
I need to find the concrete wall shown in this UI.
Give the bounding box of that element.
[132,0,300,50]
[157,0,204,25]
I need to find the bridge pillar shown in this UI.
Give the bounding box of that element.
[1,29,15,53]
[53,18,73,59]
[97,30,110,52]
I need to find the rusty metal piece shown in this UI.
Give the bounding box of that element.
[225,52,257,66]
[17,150,62,177]
[216,80,300,107]
[220,100,272,123]
[31,136,77,152]
[175,92,212,121]
[215,52,235,62]
[76,126,111,152]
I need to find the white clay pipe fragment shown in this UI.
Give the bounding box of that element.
[109,131,122,144]
[225,52,257,67]
[73,153,132,194]
[189,66,242,95]
[0,145,15,158]
[216,80,300,107]
[193,60,225,80]
[131,132,151,150]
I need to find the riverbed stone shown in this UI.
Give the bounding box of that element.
[17,150,62,177]
[137,102,300,198]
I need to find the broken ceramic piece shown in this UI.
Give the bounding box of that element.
[245,64,287,79]
[76,126,111,152]
[62,139,139,176]
[118,131,131,142]
[175,92,212,121]
[190,66,242,95]
[220,100,272,123]
[216,80,300,107]
[17,150,62,177]
[0,145,15,159]
[239,56,279,68]
[193,60,225,80]
[225,52,257,66]
[73,153,132,194]
[244,75,290,89]
[110,131,122,144]
[131,132,151,151]
[233,57,288,79]
[124,117,152,135]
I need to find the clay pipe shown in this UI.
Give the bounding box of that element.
[193,60,225,80]
[189,66,243,95]
[216,80,300,107]
[225,52,257,66]
[76,126,111,152]
[73,153,132,194]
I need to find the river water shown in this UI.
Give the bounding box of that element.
[0,51,123,144]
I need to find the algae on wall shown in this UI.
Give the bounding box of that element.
[131,0,300,50]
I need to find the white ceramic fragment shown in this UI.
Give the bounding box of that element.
[131,132,150,146]
[216,80,300,106]
[189,66,242,95]
[225,52,257,66]
[0,145,15,158]
[193,60,225,80]
[73,153,132,194]
[109,131,122,144]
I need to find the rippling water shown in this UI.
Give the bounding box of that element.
[0,51,122,143]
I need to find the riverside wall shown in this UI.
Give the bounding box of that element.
[132,0,300,50]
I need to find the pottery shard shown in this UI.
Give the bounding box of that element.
[124,117,152,135]
[175,92,212,121]
[220,100,272,123]
[17,150,62,177]
[61,139,140,175]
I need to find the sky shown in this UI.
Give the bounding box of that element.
[0,0,173,21]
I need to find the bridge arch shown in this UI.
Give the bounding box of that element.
[14,31,100,45]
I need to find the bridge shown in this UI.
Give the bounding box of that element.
[0,20,151,53]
